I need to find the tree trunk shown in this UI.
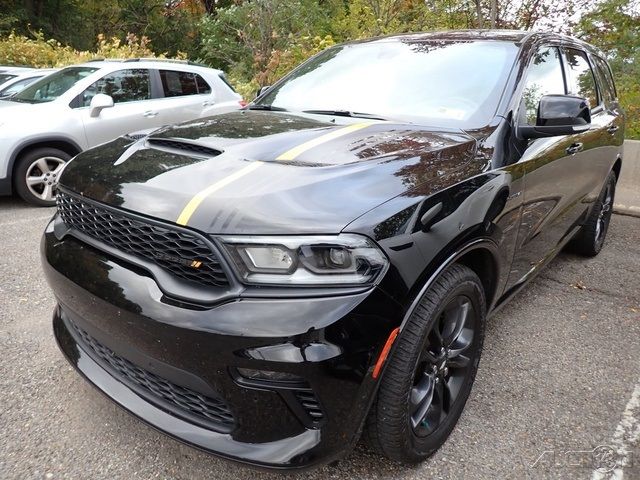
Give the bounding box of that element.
[475,0,484,28]
[490,0,497,29]
[202,0,216,14]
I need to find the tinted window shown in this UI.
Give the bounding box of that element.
[563,48,599,108]
[160,70,211,97]
[11,67,97,104]
[521,47,566,125]
[196,74,212,94]
[80,69,151,106]
[257,40,519,129]
[592,56,617,103]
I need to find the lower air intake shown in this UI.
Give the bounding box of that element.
[68,318,236,432]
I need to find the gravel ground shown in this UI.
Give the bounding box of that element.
[1,197,639,480]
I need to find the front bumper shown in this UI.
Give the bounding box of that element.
[42,217,401,470]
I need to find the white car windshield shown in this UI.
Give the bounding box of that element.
[256,40,518,129]
[10,66,98,104]
[0,73,17,84]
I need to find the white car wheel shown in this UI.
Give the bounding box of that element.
[15,148,72,206]
[25,156,66,202]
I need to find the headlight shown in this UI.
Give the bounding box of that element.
[219,234,388,286]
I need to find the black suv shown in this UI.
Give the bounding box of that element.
[42,30,624,470]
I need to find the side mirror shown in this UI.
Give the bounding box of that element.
[89,93,114,118]
[255,85,271,99]
[520,94,591,139]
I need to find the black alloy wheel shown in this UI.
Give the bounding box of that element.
[365,263,486,463]
[569,171,617,257]
[409,294,477,437]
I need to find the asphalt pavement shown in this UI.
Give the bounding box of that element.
[1,197,639,480]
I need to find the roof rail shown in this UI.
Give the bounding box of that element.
[122,58,211,68]
[86,58,134,63]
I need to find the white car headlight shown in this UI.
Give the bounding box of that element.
[219,234,388,286]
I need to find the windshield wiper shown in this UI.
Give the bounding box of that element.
[247,104,288,111]
[302,109,388,121]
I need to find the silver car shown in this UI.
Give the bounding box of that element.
[0,59,243,205]
[0,68,59,99]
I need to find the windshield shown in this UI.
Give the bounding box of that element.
[0,73,17,84]
[0,76,41,97]
[257,40,518,128]
[11,66,98,104]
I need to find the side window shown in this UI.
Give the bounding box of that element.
[160,70,211,97]
[80,69,151,107]
[563,48,599,108]
[592,56,617,104]
[195,74,212,94]
[521,47,566,125]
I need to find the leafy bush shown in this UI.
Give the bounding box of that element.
[259,34,335,86]
[0,31,79,67]
[225,34,335,101]
[620,86,640,139]
[0,31,179,68]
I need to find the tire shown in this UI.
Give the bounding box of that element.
[568,171,617,257]
[14,148,71,206]
[364,263,486,464]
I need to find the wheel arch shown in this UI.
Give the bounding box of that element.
[612,156,622,181]
[9,137,82,190]
[399,237,501,334]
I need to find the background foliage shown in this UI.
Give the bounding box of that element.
[0,0,638,137]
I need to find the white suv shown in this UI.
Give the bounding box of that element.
[0,59,243,205]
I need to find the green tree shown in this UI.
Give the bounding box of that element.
[199,0,333,78]
[577,0,640,138]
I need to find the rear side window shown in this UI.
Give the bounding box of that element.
[80,69,151,106]
[563,48,599,109]
[592,55,617,104]
[521,47,566,125]
[159,70,211,97]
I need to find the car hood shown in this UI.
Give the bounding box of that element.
[0,99,57,121]
[60,110,478,234]
[0,99,29,113]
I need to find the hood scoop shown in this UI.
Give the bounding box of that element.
[146,138,223,158]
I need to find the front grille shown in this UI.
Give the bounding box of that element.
[147,138,222,157]
[68,319,235,432]
[57,191,230,288]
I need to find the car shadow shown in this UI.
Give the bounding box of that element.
[0,195,56,215]
[0,195,35,211]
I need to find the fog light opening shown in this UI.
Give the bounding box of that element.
[236,368,304,384]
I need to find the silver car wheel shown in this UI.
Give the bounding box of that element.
[25,156,66,202]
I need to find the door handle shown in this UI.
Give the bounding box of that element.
[607,125,619,134]
[566,142,584,155]
[143,110,158,118]
[202,100,215,107]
